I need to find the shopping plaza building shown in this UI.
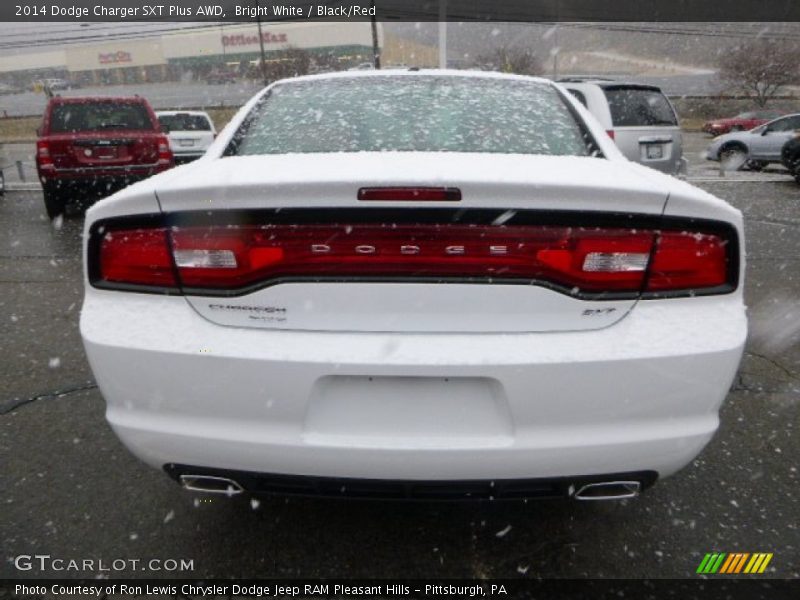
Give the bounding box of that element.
[0,22,439,86]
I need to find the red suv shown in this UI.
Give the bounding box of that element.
[36,96,173,219]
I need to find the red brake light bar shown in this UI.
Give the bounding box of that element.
[358,187,462,201]
[91,218,734,298]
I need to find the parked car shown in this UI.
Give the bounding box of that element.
[32,78,72,92]
[205,70,237,85]
[347,62,375,71]
[705,113,800,171]
[81,71,745,501]
[702,110,784,136]
[156,110,216,163]
[36,96,174,219]
[782,134,800,184]
[559,78,687,175]
[0,82,23,95]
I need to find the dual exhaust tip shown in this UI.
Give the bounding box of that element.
[572,481,641,501]
[179,474,244,496]
[179,474,642,501]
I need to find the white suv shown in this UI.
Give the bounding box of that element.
[156,111,216,163]
[559,78,687,176]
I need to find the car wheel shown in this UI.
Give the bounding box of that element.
[719,144,748,171]
[746,160,768,172]
[43,187,66,220]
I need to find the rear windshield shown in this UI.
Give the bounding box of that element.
[603,87,677,127]
[49,102,154,133]
[228,76,594,156]
[158,114,212,132]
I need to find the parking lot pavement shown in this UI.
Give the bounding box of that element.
[1,179,798,580]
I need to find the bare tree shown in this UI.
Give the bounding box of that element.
[479,45,543,77]
[718,39,800,107]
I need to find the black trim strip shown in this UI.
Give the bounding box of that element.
[163,463,659,501]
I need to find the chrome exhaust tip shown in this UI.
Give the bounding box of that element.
[179,474,244,495]
[573,480,641,501]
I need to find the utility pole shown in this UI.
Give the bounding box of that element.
[438,0,447,69]
[370,2,381,69]
[552,24,559,79]
[255,2,268,86]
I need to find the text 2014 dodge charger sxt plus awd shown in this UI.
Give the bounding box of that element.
[80,72,746,501]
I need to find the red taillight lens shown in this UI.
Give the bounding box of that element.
[37,140,53,168]
[168,224,654,292]
[91,218,735,297]
[606,129,616,141]
[99,228,177,287]
[646,231,728,291]
[156,135,174,167]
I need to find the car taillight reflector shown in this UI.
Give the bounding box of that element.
[37,141,53,167]
[646,231,728,291]
[156,135,174,167]
[583,252,649,272]
[99,228,177,287]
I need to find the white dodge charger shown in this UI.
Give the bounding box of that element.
[80,71,746,501]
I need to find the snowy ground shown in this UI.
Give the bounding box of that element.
[1,169,798,579]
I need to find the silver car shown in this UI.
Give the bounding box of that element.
[706,113,800,171]
[560,78,686,175]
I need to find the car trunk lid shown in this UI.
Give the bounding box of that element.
[155,153,669,333]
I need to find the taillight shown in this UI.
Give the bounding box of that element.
[37,140,54,169]
[606,129,616,141]
[89,214,736,297]
[98,228,177,288]
[156,135,174,168]
[646,231,728,292]
[168,224,655,292]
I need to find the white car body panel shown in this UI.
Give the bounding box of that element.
[81,291,745,480]
[81,71,747,492]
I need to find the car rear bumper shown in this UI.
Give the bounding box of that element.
[172,152,205,164]
[39,164,168,184]
[81,291,746,484]
[164,463,659,500]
